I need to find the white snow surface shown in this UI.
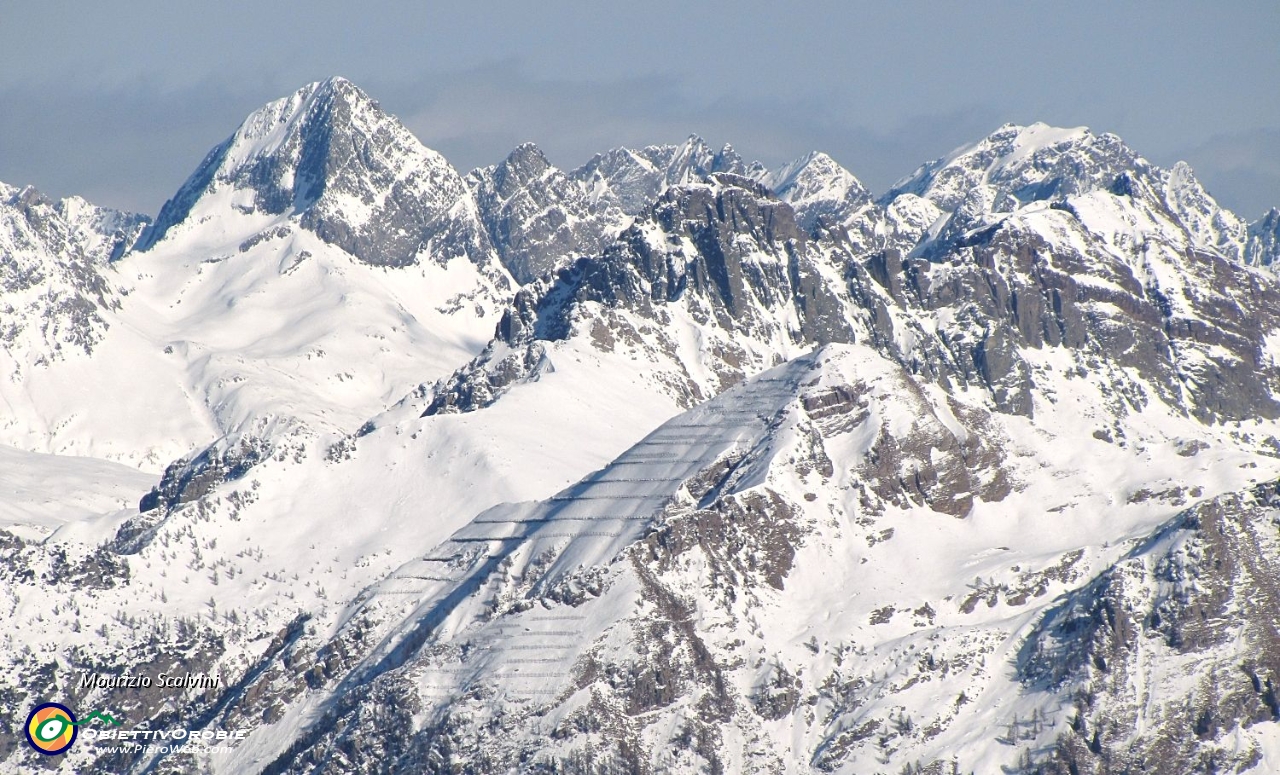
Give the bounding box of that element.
[5,91,1280,774]
[211,343,1280,773]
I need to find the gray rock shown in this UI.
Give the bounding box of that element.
[1248,208,1280,266]
[571,135,746,216]
[469,143,622,284]
[1020,482,1280,774]
[134,78,497,272]
[0,182,147,357]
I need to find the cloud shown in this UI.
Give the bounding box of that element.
[379,64,1004,196]
[0,79,269,214]
[0,65,1006,213]
[2,65,1270,221]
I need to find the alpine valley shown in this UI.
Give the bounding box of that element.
[4,77,1280,775]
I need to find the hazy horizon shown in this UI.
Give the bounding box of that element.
[2,2,1276,218]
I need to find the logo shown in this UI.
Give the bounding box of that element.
[25,703,77,756]
[24,703,121,756]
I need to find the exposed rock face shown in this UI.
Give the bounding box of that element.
[571,135,748,216]
[182,342,1280,775]
[1020,482,1280,774]
[135,436,271,514]
[759,151,874,233]
[566,175,851,343]
[430,131,1280,425]
[55,194,152,264]
[469,143,623,284]
[110,435,275,555]
[134,78,496,270]
[844,123,1280,423]
[1249,208,1280,266]
[9,84,1280,775]
[886,123,1148,217]
[883,122,1258,268]
[205,361,823,775]
[0,182,149,357]
[871,214,1280,422]
[424,174,864,415]
[1163,160,1252,263]
[0,78,515,465]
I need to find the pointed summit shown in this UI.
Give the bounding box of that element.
[760,151,872,231]
[1162,160,1250,262]
[885,122,1148,215]
[570,135,747,217]
[134,77,484,268]
[1248,207,1280,266]
[469,142,620,284]
[658,135,744,186]
[488,142,554,197]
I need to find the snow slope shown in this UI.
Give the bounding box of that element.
[0,78,511,467]
[4,80,1280,774]
[202,345,1280,774]
[469,143,625,284]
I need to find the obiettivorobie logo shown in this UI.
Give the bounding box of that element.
[23,699,249,758]
[24,703,122,756]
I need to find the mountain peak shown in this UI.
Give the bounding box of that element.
[885,121,1144,216]
[761,151,871,231]
[991,120,1089,142]
[8,183,52,210]
[316,74,353,89]
[1247,206,1280,265]
[0,182,152,360]
[493,142,553,189]
[568,135,747,217]
[133,77,486,268]
[509,140,545,157]
[875,122,1265,264]
[15,88,1280,775]
[218,76,378,166]
[469,140,619,284]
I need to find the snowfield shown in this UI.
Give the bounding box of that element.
[3,78,1280,774]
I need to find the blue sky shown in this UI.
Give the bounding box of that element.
[1,1,1276,217]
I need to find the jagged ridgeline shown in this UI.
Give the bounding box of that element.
[2,77,1280,775]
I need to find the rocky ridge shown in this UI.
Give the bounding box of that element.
[135,77,500,274]
[4,79,1280,775]
[0,182,148,358]
[468,143,624,284]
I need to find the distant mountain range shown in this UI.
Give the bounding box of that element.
[2,76,1280,774]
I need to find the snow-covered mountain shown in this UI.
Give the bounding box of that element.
[425,172,868,418]
[881,122,1264,265]
[213,345,1280,774]
[468,143,624,284]
[3,79,1280,775]
[757,151,874,232]
[469,136,769,285]
[886,123,1147,215]
[0,77,511,468]
[134,77,500,273]
[1249,207,1280,266]
[0,183,148,357]
[571,135,751,216]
